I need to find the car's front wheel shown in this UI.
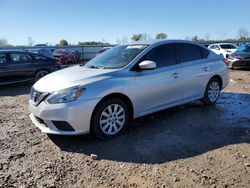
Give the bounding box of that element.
[91,98,129,139]
[202,78,221,105]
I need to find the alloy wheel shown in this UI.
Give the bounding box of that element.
[99,104,125,135]
[208,81,220,102]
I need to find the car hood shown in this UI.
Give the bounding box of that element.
[225,49,237,53]
[231,51,250,59]
[33,65,117,92]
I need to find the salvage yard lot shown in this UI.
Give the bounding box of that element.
[0,70,250,187]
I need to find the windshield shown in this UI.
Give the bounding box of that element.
[236,44,250,52]
[85,44,149,69]
[220,44,237,49]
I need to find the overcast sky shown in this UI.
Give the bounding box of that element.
[0,0,249,45]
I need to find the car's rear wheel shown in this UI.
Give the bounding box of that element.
[35,70,49,82]
[202,78,221,105]
[91,98,129,139]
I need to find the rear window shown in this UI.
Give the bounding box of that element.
[177,44,203,62]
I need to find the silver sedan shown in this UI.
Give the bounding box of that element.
[29,40,229,139]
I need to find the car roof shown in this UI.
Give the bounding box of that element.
[0,50,31,53]
[123,39,206,47]
[0,50,48,57]
[240,43,250,45]
[209,43,236,46]
[54,49,66,51]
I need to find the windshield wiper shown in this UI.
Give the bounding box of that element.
[88,65,105,69]
[81,65,99,69]
[89,65,100,69]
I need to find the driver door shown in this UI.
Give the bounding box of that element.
[133,44,182,116]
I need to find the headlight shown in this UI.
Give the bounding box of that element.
[46,86,84,104]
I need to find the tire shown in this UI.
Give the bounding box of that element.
[35,70,50,82]
[91,98,129,139]
[202,78,221,105]
[231,63,236,70]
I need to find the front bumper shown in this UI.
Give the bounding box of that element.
[227,58,250,68]
[29,98,100,135]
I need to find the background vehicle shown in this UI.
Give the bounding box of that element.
[227,43,250,69]
[208,43,238,58]
[0,50,62,85]
[53,49,77,64]
[70,49,81,62]
[29,40,229,139]
[96,47,112,56]
[27,48,53,58]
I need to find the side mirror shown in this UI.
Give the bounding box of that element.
[138,60,156,70]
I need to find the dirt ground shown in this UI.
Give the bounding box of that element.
[0,69,250,188]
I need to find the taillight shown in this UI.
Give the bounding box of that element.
[55,61,62,65]
[224,59,229,67]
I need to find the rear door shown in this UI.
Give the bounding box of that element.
[176,43,211,101]
[134,44,182,115]
[8,52,35,81]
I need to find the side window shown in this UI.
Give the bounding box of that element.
[177,43,203,63]
[141,44,176,68]
[209,45,214,49]
[10,53,32,63]
[0,54,7,64]
[215,45,220,50]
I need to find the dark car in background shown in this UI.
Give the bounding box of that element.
[227,43,250,69]
[0,51,62,85]
[70,49,81,62]
[53,49,77,64]
[27,48,53,58]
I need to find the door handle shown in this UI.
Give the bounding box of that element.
[202,67,208,72]
[171,72,181,78]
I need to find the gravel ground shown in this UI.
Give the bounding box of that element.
[0,69,250,188]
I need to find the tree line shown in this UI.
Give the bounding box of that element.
[1,28,250,47]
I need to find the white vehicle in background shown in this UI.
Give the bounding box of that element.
[208,43,238,58]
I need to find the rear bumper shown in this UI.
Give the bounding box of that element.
[221,69,229,90]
